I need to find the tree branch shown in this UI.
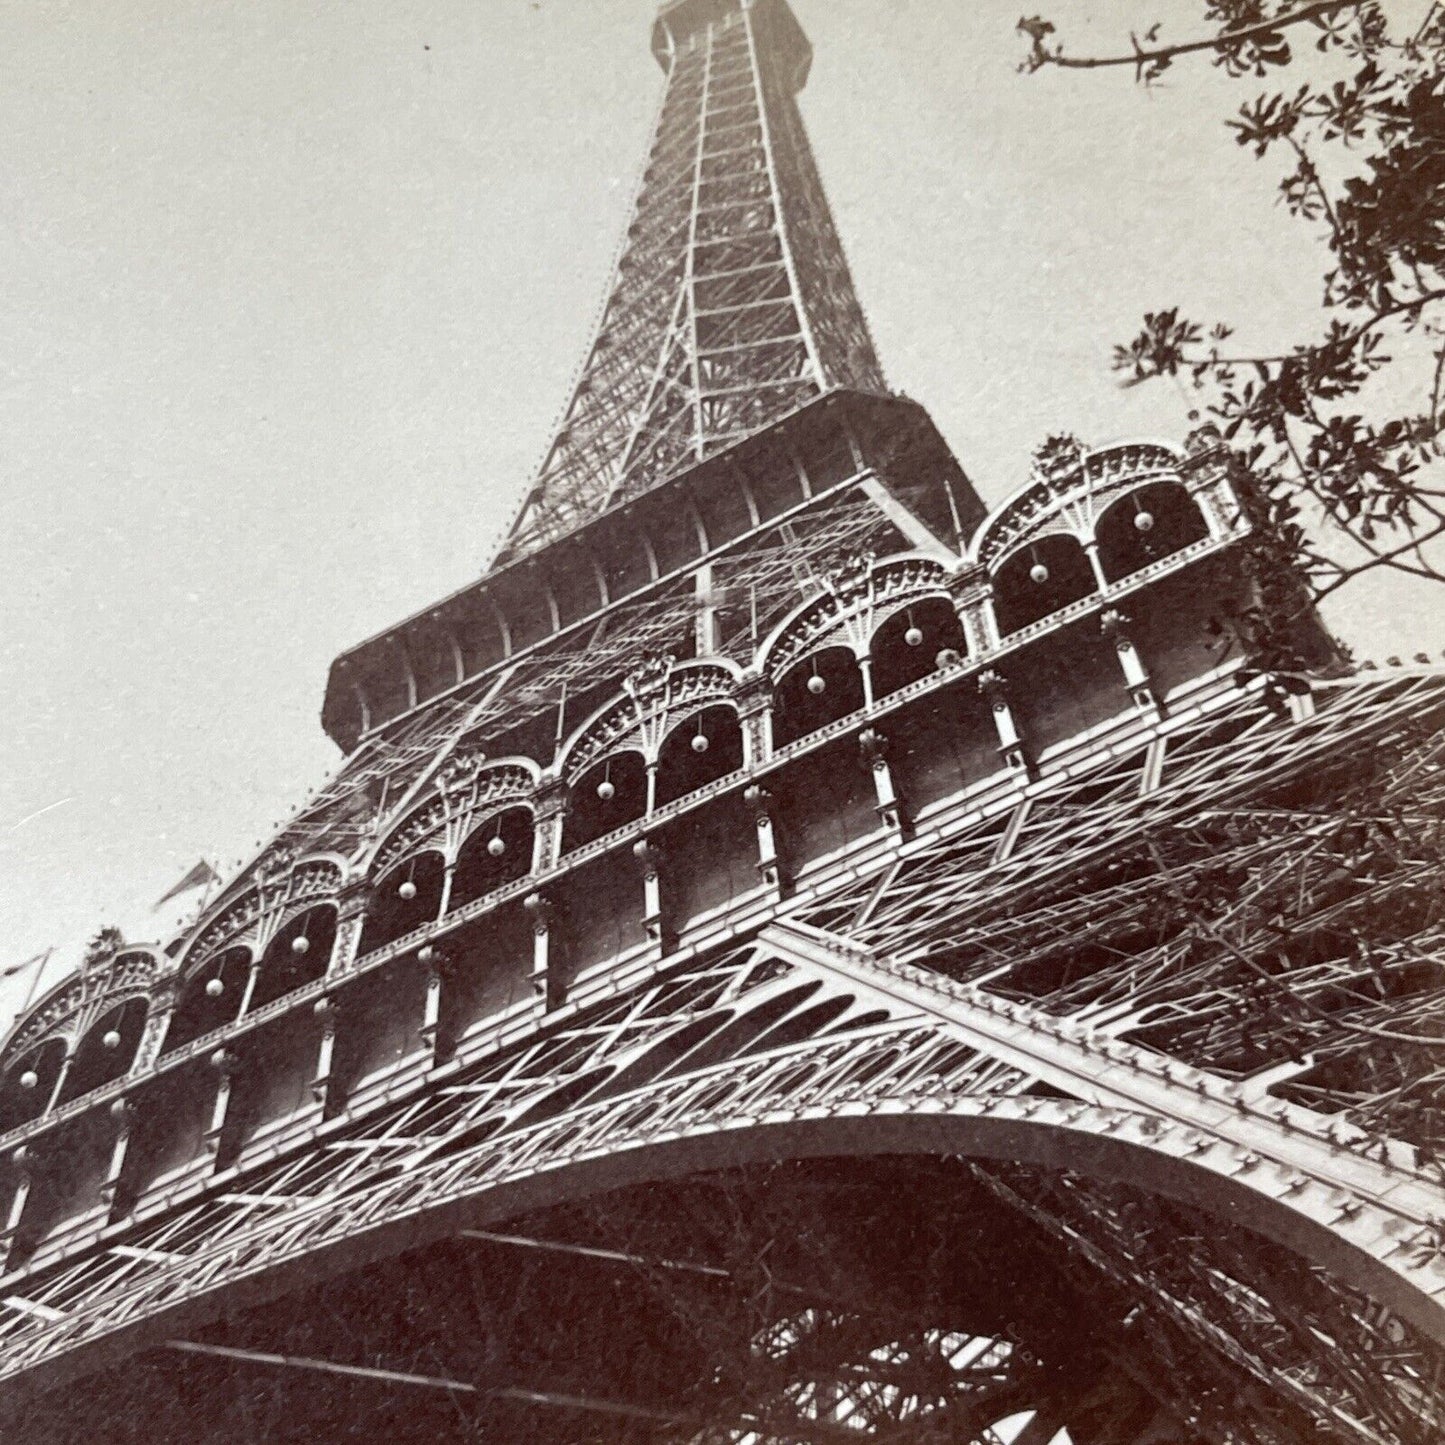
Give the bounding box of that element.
[1430,347,1445,453]
[1020,2,1362,75]
[1311,520,1445,600]
[1130,289,1445,382]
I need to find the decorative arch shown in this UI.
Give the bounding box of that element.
[868,596,969,701]
[992,534,1097,637]
[655,703,745,808]
[56,996,149,1105]
[759,553,954,684]
[772,646,866,750]
[758,588,855,682]
[181,854,344,979]
[250,904,335,1010]
[164,946,252,1055]
[285,856,348,907]
[20,1072,1443,1392]
[0,947,166,1081]
[449,805,535,913]
[360,855,447,957]
[564,751,650,853]
[970,438,1187,572]
[1095,479,1210,584]
[0,1038,66,1132]
[370,758,539,877]
[558,656,741,784]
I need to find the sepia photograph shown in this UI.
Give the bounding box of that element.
[2,1,1444,1439]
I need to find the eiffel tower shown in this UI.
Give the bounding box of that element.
[4,2,1445,1440]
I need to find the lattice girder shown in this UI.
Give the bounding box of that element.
[2,943,1444,1438]
[501,0,884,562]
[5,677,1445,1443]
[794,675,1445,1169]
[765,920,1445,1357]
[11,1160,1278,1444]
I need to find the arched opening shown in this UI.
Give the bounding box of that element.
[164,947,251,1055]
[0,1038,66,1131]
[564,751,648,853]
[869,598,968,702]
[992,534,1097,636]
[12,1143,1439,1445]
[655,705,744,808]
[57,997,148,1105]
[360,854,446,957]
[771,646,865,749]
[449,808,535,913]
[251,905,335,1011]
[1096,481,1209,584]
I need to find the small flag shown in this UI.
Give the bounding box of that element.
[153,859,220,911]
[1,950,48,980]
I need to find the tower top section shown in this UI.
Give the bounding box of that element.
[651,0,811,87]
[497,0,884,564]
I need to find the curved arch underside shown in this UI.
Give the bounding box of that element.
[10,1150,1444,1445]
[3,949,1445,1445]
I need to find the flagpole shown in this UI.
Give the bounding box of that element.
[154,858,222,913]
[16,947,52,1021]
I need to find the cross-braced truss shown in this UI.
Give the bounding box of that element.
[796,672,1445,1164]
[499,0,884,562]
[246,483,895,872]
[7,672,1445,1444]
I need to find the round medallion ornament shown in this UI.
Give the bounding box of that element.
[487,835,507,858]
[807,673,827,696]
[398,879,418,901]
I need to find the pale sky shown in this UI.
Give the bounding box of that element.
[4,0,1442,1018]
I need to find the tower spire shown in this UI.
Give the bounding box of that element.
[499,0,885,563]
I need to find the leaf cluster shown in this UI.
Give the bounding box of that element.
[1024,3,1445,669]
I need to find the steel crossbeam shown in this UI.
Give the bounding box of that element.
[760,920,1445,1348]
[0,911,1441,1433]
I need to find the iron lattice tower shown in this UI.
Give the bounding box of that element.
[500,0,885,560]
[3,3,1445,1443]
